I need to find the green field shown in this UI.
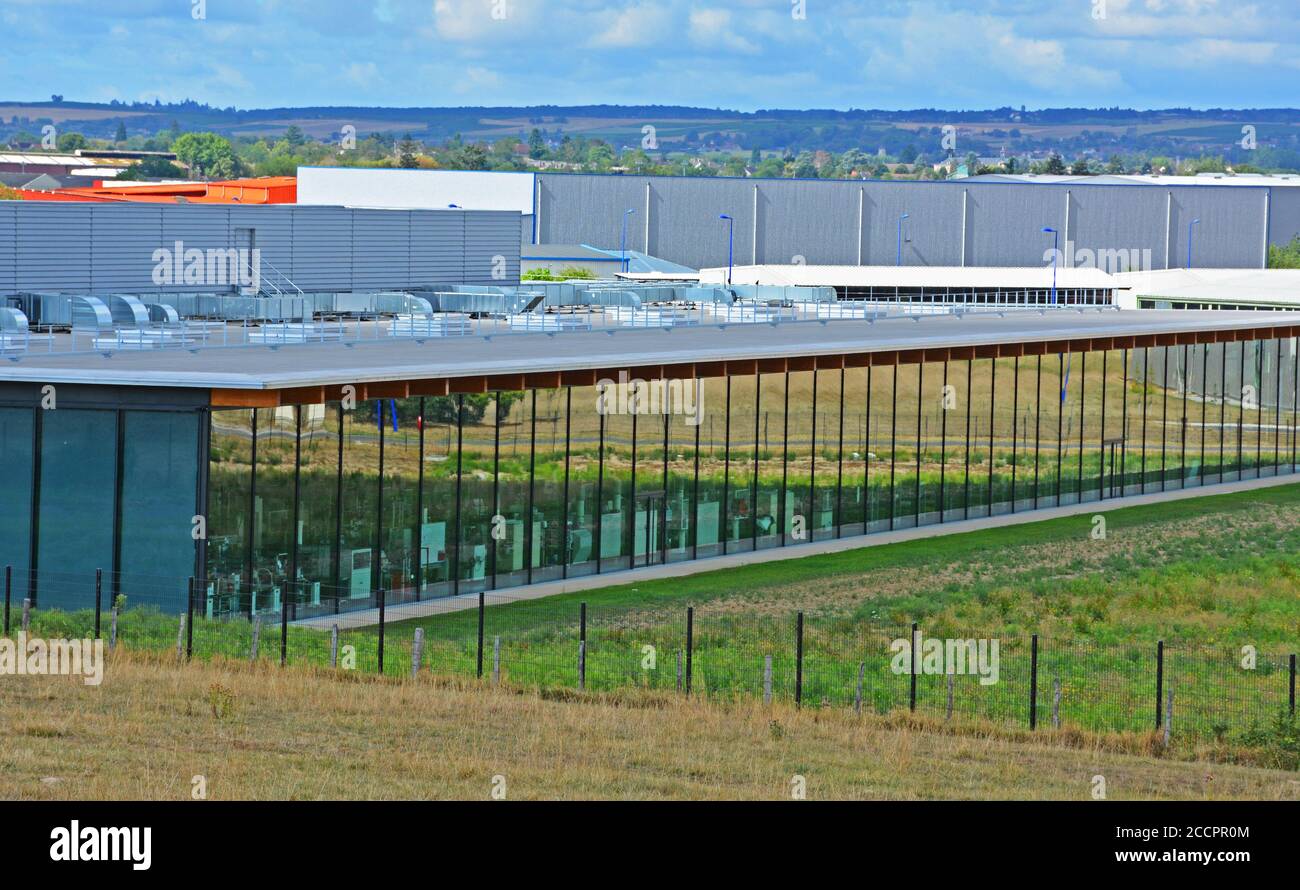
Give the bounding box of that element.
[15,483,1300,753]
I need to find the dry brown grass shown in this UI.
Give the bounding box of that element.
[2,652,1297,801]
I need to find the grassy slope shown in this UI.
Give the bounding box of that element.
[3,654,1297,801]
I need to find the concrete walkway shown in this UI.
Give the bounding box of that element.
[297,472,1299,630]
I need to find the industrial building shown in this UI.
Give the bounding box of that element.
[297,167,1300,271]
[3,288,1299,618]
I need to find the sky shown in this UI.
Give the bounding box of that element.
[1,0,1298,111]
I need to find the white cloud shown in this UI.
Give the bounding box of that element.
[688,8,759,53]
[587,3,673,49]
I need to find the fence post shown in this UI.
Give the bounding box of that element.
[411,627,425,678]
[22,598,31,633]
[1290,654,1296,718]
[579,602,587,690]
[492,635,501,685]
[94,568,102,639]
[376,587,386,675]
[685,607,693,697]
[854,661,866,713]
[1029,633,1039,730]
[186,577,195,662]
[109,606,118,651]
[794,611,804,708]
[1155,640,1164,730]
[329,624,339,668]
[175,613,186,661]
[765,656,774,706]
[280,580,289,668]
[909,622,918,712]
[1052,677,1061,730]
[3,565,10,636]
[476,592,485,679]
[250,616,262,661]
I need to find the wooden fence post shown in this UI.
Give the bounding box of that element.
[175,614,186,660]
[410,628,425,678]
[250,616,262,661]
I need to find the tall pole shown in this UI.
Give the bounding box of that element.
[720,214,734,285]
[1043,227,1059,305]
[620,208,635,274]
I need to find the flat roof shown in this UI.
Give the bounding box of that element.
[1112,268,1300,305]
[2,310,1295,394]
[697,265,1122,289]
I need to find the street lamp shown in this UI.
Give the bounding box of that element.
[719,214,735,285]
[896,213,910,266]
[1043,227,1059,305]
[1187,218,1201,269]
[620,208,635,274]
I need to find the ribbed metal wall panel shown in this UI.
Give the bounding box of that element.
[3,203,521,295]
[352,208,413,291]
[465,211,521,285]
[412,210,465,284]
[16,203,93,292]
[1267,188,1300,250]
[0,204,16,294]
[537,174,1271,270]
[288,205,354,291]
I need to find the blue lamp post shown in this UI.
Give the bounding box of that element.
[1187,218,1200,269]
[620,208,635,274]
[1043,227,1059,305]
[719,214,735,285]
[896,212,910,266]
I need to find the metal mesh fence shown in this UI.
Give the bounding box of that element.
[4,564,1296,744]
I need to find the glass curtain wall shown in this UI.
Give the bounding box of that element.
[197,334,1300,617]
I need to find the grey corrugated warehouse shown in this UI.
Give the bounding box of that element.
[0,201,522,295]
[298,168,1300,272]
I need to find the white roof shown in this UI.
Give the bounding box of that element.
[968,172,1300,187]
[697,264,1121,290]
[0,152,100,167]
[1112,268,1300,305]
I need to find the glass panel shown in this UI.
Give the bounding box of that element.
[251,407,293,616]
[339,400,380,606]
[207,408,252,616]
[837,367,866,537]
[295,403,340,615]
[666,390,698,562]
[36,409,116,611]
[965,358,993,518]
[891,363,919,529]
[493,391,531,588]
[118,410,199,607]
[1058,351,1084,506]
[813,369,841,540]
[726,375,758,552]
[532,388,567,581]
[694,376,725,558]
[568,384,601,576]
[0,408,33,602]
[866,365,893,530]
[989,357,1016,515]
[784,369,814,543]
[380,398,420,603]
[457,392,499,592]
[942,360,971,520]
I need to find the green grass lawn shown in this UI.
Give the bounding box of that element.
[16,482,1300,748]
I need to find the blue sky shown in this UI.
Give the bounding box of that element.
[1,0,1298,110]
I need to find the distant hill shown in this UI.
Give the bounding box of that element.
[4,100,1300,162]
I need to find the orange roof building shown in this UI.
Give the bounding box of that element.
[17,176,297,204]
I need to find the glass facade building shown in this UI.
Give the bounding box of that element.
[3,331,1299,617]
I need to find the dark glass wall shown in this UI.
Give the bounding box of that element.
[0,408,34,600]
